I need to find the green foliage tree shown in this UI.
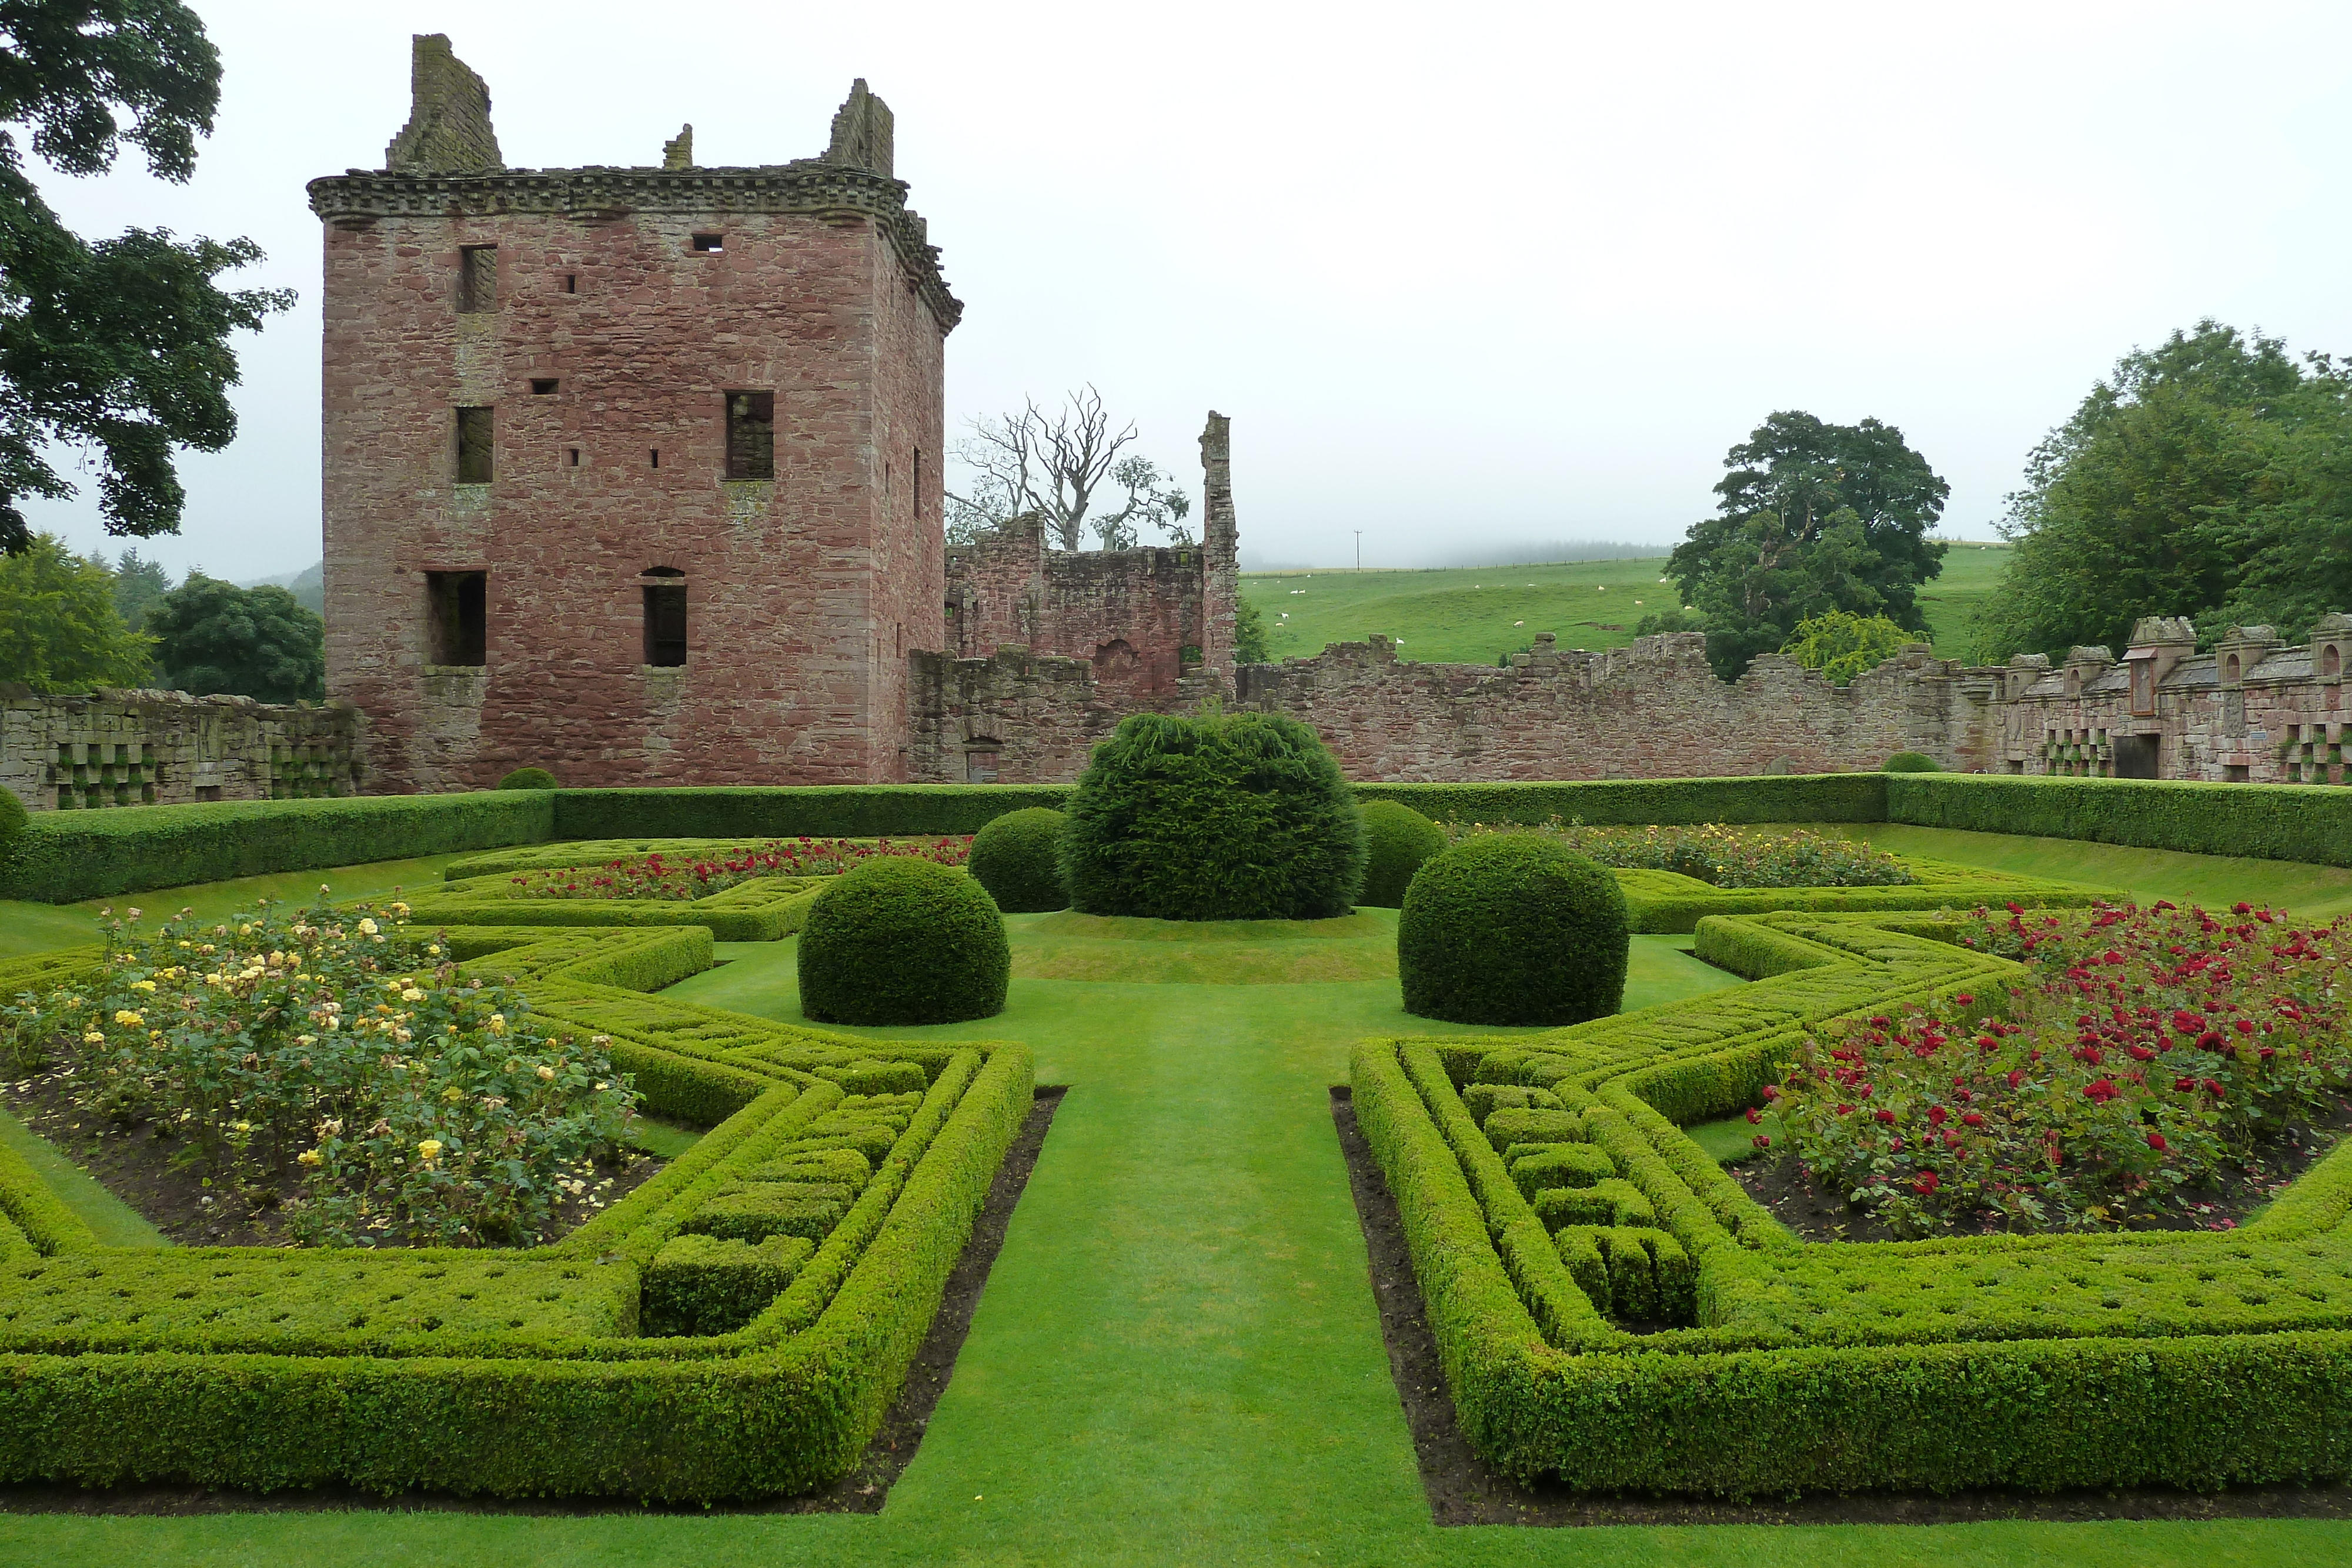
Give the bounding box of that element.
[1632,606,1706,636]
[110,547,172,627]
[1232,594,1270,663]
[0,2,295,556]
[1666,412,1948,680]
[145,573,323,702]
[1975,321,2352,659]
[0,532,154,690]
[1061,710,1366,921]
[1779,610,1913,685]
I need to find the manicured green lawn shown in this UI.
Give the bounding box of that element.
[1824,823,2352,921]
[0,840,2344,1565]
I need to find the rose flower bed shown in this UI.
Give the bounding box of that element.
[508,835,972,900]
[2,892,641,1246]
[1438,820,1913,889]
[1766,900,2352,1237]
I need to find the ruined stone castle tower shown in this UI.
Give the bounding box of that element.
[309,36,958,788]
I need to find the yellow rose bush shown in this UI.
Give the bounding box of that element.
[2,893,639,1246]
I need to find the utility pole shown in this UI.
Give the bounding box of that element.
[1354,530,1362,571]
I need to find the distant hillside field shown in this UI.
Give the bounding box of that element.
[1240,542,2011,667]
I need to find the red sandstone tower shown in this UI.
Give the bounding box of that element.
[309,36,957,790]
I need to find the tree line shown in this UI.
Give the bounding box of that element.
[0,536,325,703]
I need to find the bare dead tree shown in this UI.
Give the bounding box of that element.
[947,387,1186,551]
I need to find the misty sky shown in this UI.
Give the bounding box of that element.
[18,1,2352,580]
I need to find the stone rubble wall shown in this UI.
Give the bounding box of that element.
[0,687,365,812]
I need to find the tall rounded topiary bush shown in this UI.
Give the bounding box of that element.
[1882,751,1940,773]
[1398,834,1629,1025]
[968,807,1070,912]
[798,858,1010,1024]
[1358,800,1446,907]
[498,766,559,790]
[1061,711,1367,921]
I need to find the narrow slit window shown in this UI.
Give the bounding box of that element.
[566,447,582,468]
[530,378,559,395]
[690,232,724,253]
[649,448,660,469]
[455,407,494,484]
[642,569,687,667]
[459,245,498,313]
[726,392,774,480]
[426,571,487,666]
[563,273,578,293]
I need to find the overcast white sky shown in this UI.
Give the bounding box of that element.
[19,0,2352,579]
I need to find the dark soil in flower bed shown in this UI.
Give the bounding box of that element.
[0,1064,664,1248]
[1735,1095,2352,1245]
[0,1085,1064,1516]
[1330,1086,2352,1526]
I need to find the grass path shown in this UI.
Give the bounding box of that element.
[3,845,2348,1564]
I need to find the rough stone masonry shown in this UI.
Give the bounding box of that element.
[310,36,958,791]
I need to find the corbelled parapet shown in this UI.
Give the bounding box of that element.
[312,55,959,331]
[385,34,503,174]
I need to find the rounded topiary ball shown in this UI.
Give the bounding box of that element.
[799,857,1010,1024]
[1061,711,1366,921]
[498,766,559,790]
[967,807,1070,913]
[1358,800,1447,907]
[1882,751,1940,773]
[1398,834,1629,1025]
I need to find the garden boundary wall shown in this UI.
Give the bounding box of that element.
[0,686,364,814]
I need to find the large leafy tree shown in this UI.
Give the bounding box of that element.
[0,1,293,557]
[146,573,323,702]
[109,544,171,624]
[1970,322,2339,661]
[1666,412,1949,680]
[0,530,153,690]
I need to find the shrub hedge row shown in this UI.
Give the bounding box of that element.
[1354,903,2352,1493]
[1887,773,2352,867]
[0,918,1035,1500]
[11,768,2344,905]
[0,792,555,904]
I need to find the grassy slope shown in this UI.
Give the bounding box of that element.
[0,842,2344,1565]
[1242,543,2013,668]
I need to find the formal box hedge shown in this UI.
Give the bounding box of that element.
[1351,904,2352,1495]
[0,918,1033,1500]
[9,770,2340,905]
